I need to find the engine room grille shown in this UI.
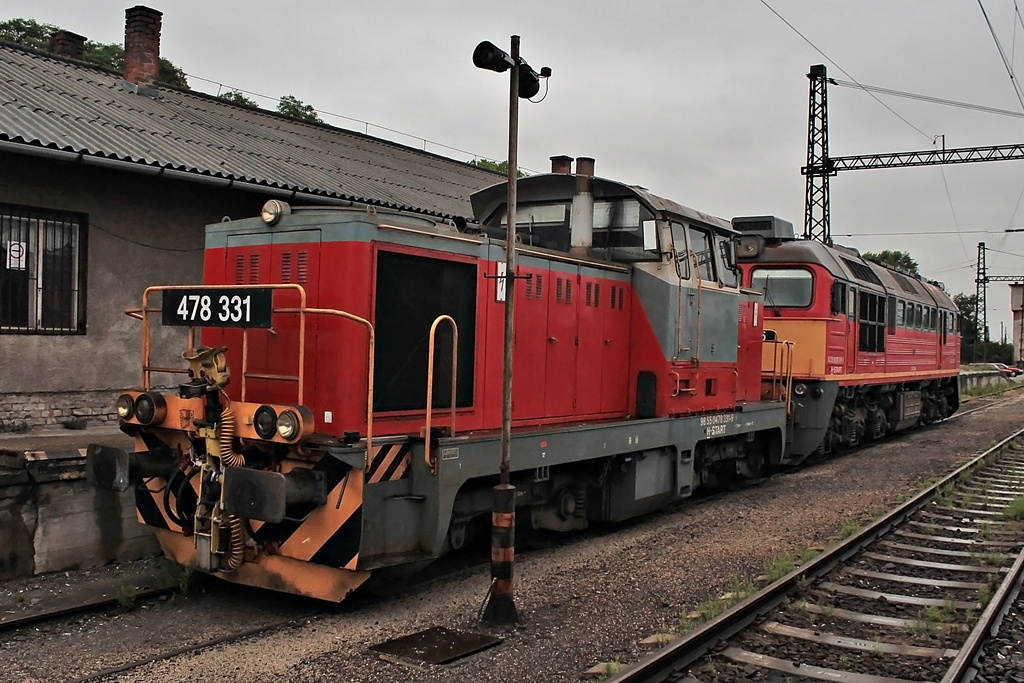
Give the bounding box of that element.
[841,257,882,286]
[281,252,293,283]
[891,272,920,295]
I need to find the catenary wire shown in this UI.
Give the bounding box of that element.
[759,0,931,140]
[828,79,1024,119]
[978,0,1024,111]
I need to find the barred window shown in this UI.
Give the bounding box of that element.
[0,203,87,334]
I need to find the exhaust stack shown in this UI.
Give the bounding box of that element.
[569,156,595,256]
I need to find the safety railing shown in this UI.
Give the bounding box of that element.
[423,315,458,475]
[763,335,795,415]
[128,284,377,459]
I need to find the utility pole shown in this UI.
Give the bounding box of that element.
[472,36,549,627]
[977,242,988,361]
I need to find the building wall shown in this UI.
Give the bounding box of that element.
[0,151,278,426]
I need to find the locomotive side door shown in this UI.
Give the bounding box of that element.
[512,255,550,420]
[846,285,857,374]
[670,222,696,362]
[575,269,604,415]
[544,264,580,417]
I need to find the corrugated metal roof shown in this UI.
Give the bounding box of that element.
[0,43,504,219]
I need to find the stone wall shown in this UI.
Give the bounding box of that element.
[0,447,157,580]
[0,390,120,429]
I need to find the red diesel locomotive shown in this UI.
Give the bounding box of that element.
[734,216,960,460]
[88,160,790,601]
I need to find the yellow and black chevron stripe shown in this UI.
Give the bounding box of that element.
[366,442,412,483]
[247,453,364,571]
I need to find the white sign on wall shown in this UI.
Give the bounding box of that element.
[495,261,507,302]
[5,241,26,270]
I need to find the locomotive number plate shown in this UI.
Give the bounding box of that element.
[162,288,273,328]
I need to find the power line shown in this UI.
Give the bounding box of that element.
[978,0,1024,111]
[988,247,1024,258]
[829,79,1024,119]
[759,0,930,140]
[836,230,993,236]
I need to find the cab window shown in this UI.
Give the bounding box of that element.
[717,237,739,287]
[669,222,690,279]
[688,226,716,281]
[750,268,813,307]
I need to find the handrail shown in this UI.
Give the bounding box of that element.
[763,338,795,414]
[131,285,379,463]
[277,306,375,463]
[138,284,307,397]
[423,315,458,475]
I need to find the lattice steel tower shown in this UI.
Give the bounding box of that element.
[976,242,988,349]
[803,64,834,244]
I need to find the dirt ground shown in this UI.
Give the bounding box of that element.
[1,391,1021,683]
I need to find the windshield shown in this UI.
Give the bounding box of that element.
[750,268,813,307]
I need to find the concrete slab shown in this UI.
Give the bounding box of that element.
[0,424,132,456]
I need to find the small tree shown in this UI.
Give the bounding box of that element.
[219,90,257,107]
[863,249,919,275]
[469,159,526,177]
[277,95,322,123]
[0,18,57,49]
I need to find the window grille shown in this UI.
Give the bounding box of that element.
[0,202,86,334]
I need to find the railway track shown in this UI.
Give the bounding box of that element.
[608,424,1024,683]
[3,392,1020,681]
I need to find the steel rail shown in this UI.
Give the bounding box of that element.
[607,424,1024,683]
[942,523,1024,682]
[0,584,178,632]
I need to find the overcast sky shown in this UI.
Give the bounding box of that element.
[8,0,1024,342]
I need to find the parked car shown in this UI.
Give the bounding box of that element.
[993,362,1024,378]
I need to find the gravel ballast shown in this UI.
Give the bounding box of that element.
[2,392,1022,682]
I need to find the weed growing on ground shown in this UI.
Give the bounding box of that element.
[60,416,88,430]
[838,519,859,539]
[765,553,796,582]
[597,659,622,681]
[1002,495,1024,521]
[117,583,138,610]
[0,420,29,433]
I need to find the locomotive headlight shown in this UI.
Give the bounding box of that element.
[134,392,167,425]
[261,199,291,226]
[253,405,278,440]
[115,394,135,420]
[277,410,300,441]
[793,383,808,396]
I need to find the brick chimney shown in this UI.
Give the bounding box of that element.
[550,155,573,174]
[50,31,86,60]
[123,6,162,85]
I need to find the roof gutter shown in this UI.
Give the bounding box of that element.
[0,139,364,209]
